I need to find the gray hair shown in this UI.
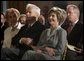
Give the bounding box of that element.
[26,4,40,17]
[48,7,67,25]
[67,4,80,18]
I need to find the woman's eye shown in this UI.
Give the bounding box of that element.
[9,16,12,18]
[52,15,55,17]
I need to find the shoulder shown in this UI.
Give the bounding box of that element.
[36,21,45,27]
[75,21,83,30]
[4,27,11,32]
[58,27,66,32]
[4,27,12,35]
[19,25,27,31]
[41,28,50,34]
[34,21,46,30]
[76,21,83,25]
[44,28,50,32]
[57,27,67,35]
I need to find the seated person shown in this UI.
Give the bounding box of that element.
[22,7,67,60]
[17,14,26,29]
[1,13,9,48]
[1,4,45,60]
[2,8,20,48]
[38,15,45,25]
[62,4,83,60]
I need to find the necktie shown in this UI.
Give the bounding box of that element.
[67,23,73,34]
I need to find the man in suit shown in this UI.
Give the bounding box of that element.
[1,4,45,60]
[62,4,83,60]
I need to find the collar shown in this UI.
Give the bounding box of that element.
[47,26,61,37]
[28,21,36,27]
[50,25,61,31]
[10,22,20,30]
[69,20,79,26]
[17,22,25,29]
[74,20,79,24]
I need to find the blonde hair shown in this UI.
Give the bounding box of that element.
[5,8,20,21]
[18,14,26,22]
[48,7,67,25]
[26,4,40,18]
[67,4,80,18]
[19,14,26,18]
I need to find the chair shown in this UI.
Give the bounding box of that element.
[62,43,68,60]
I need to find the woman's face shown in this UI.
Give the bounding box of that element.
[48,12,59,28]
[20,16,26,24]
[6,12,17,27]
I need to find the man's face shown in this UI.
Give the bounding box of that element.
[26,8,36,24]
[26,8,36,17]
[67,7,78,23]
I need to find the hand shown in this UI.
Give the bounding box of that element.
[31,45,42,53]
[20,37,32,45]
[35,49,42,53]
[74,47,83,54]
[45,47,56,56]
[20,37,27,44]
[26,38,33,45]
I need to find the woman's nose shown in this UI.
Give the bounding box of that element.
[26,12,30,17]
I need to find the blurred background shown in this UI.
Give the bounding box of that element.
[1,1,83,23]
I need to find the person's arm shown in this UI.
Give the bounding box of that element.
[55,29,67,55]
[20,37,33,46]
[37,30,46,46]
[11,26,25,47]
[43,47,56,56]
[29,30,47,53]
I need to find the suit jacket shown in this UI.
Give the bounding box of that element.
[62,20,83,48]
[12,21,45,50]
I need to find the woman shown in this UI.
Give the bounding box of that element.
[2,8,20,48]
[17,14,26,29]
[22,7,67,60]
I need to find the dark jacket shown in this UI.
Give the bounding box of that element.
[62,20,83,48]
[12,21,45,50]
